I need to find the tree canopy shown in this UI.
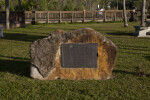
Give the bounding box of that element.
[0,0,149,12]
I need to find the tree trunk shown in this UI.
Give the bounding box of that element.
[18,0,22,9]
[5,0,10,29]
[141,0,146,26]
[123,0,128,27]
[116,0,118,10]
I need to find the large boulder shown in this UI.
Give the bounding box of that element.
[30,28,117,80]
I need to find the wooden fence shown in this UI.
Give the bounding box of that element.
[25,10,139,24]
[0,11,25,28]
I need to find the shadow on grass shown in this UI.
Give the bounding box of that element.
[113,69,136,75]
[106,32,134,36]
[114,69,150,78]
[0,59,30,77]
[145,56,150,61]
[27,26,75,31]
[120,51,149,56]
[0,54,29,61]
[118,44,150,56]
[118,44,150,49]
[3,33,46,42]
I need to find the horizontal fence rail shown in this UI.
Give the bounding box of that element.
[25,10,141,24]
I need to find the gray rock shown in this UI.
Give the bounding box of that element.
[30,28,117,80]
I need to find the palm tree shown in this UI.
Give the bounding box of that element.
[141,0,146,26]
[5,0,10,29]
[123,0,128,27]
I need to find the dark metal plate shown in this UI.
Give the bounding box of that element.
[146,32,150,35]
[61,43,98,68]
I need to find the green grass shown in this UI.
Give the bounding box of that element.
[0,22,150,99]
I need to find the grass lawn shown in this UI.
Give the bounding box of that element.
[0,22,150,99]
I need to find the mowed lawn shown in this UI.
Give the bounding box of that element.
[0,22,150,99]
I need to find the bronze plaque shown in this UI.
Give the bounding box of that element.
[61,43,98,68]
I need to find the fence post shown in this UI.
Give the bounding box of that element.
[71,11,74,23]
[32,10,36,25]
[145,9,147,20]
[103,11,106,22]
[47,11,49,24]
[28,13,29,18]
[23,10,25,27]
[122,11,124,20]
[114,11,117,21]
[82,10,85,23]
[35,11,36,23]
[59,11,62,23]
[93,11,96,22]
[39,13,41,18]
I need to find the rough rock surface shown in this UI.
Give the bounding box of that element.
[30,28,117,80]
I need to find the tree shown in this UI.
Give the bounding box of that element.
[123,0,128,27]
[0,0,5,10]
[141,0,146,26]
[116,0,118,10]
[134,0,142,10]
[99,0,110,9]
[63,0,74,11]
[36,0,48,11]
[5,0,10,29]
